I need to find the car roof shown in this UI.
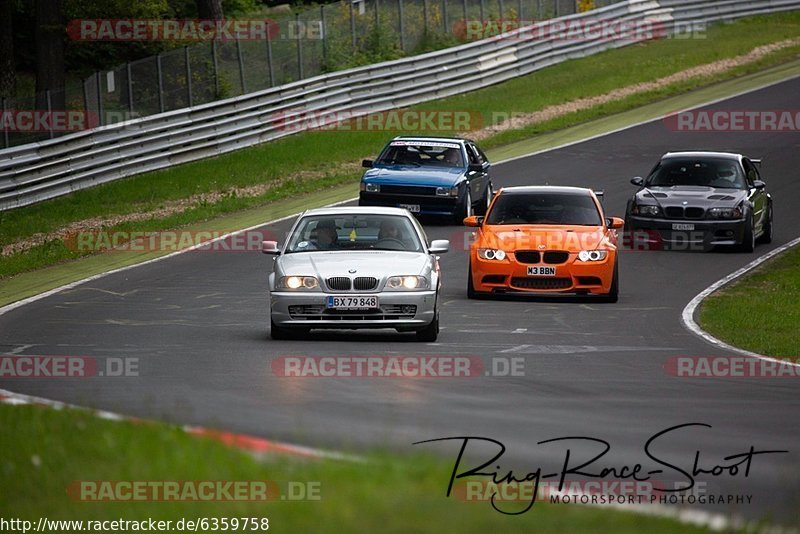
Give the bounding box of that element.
[392,135,471,145]
[662,151,744,161]
[498,185,595,196]
[301,206,414,217]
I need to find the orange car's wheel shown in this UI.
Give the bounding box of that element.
[467,264,489,299]
[598,260,619,303]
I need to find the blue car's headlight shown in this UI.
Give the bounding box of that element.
[436,186,459,197]
[360,182,380,193]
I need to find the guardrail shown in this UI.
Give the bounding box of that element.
[1,0,798,211]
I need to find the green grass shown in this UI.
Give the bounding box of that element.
[1,12,800,279]
[699,245,800,359]
[0,403,709,532]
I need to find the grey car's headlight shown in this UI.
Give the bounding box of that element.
[277,276,320,290]
[477,248,506,260]
[436,186,459,197]
[360,182,380,193]
[634,204,660,217]
[707,207,743,219]
[577,250,608,262]
[385,276,429,290]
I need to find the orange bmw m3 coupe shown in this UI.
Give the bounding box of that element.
[464,186,624,302]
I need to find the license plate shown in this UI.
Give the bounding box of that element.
[672,223,695,231]
[327,295,379,309]
[399,204,420,213]
[527,266,556,276]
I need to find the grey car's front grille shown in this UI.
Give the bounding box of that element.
[665,206,705,219]
[353,277,379,290]
[685,207,705,219]
[326,277,352,290]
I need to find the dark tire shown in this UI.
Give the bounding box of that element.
[453,189,473,224]
[416,308,439,342]
[270,319,291,340]
[476,182,493,216]
[757,203,773,244]
[467,264,488,299]
[598,261,619,303]
[738,217,755,253]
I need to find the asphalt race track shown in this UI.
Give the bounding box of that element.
[2,77,799,523]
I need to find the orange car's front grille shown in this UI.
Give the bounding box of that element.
[542,251,570,264]
[514,251,541,264]
[510,277,572,290]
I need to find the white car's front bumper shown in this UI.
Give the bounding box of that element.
[270,290,437,329]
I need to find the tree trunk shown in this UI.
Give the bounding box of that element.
[35,0,65,111]
[196,0,224,20]
[0,0,15,98]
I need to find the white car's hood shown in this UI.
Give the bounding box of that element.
[277,251,430,279]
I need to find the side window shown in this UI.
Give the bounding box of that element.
[475,144,490,165]
[466,144,481,166]
[742,160,757,187]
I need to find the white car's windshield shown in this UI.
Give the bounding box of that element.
[286,214,424,253]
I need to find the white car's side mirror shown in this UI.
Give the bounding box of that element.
[262,240,280,254]
[429,240,450,254]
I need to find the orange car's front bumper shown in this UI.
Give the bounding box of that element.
[469,251,616,295]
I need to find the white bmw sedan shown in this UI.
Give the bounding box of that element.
[264,207,449,341]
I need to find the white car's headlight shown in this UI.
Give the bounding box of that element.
[477,248,506,260]
[278,276,319,290]
[577,250,608,262]
[385,276,429,290]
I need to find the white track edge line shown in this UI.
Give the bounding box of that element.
[681,236,800,368]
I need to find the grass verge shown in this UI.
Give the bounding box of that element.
[1,12,800,280]
[0,403,708,532]
[699,245,800,360]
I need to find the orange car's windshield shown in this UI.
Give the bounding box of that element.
[486,193,602,226]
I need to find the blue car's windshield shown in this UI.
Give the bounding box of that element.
[375,141,464,168]
[286,214,423,253]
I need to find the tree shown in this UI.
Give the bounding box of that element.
[35,0,65,111]
[195,0,223,20]
[0,0,14,98]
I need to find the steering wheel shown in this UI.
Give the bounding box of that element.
[374,238,406,250]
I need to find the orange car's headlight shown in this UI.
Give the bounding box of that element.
[477,248,506,260]
[577,250,608,262]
